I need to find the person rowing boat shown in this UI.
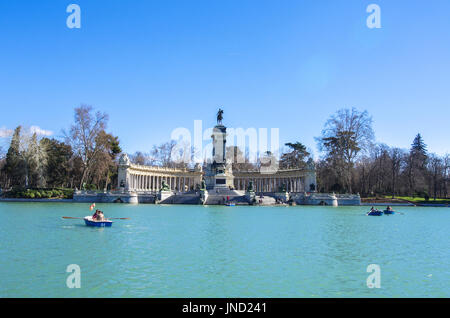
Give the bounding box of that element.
[92,209,106,221]
[367,206,383,216]
[384,206,396,215]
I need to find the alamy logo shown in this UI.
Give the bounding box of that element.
[170,120,280,172]
[366,4,381,29]
[66,4,81,29]
[66,264,81,288]
[366,264,381,288]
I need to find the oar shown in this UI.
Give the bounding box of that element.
[63,216,130,220]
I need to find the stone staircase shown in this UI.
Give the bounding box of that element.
[204,189,247,205]
[253,195,277,206]
[159,193,201,205]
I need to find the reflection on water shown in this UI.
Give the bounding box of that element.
[0,203,449,297]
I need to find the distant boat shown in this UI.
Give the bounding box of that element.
[225,202,235,207]
[384,210,395,215]
[367,210,383,216]
[84,216,113,227]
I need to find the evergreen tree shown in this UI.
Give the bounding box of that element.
[407,133,428,195]
[3,126,25,187]
[411,133,427,165]
[279,142,310,169]
[41,138,73,188]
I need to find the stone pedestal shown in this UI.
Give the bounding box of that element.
[245,191,256,204]
[200,189,208,205]
[204,124,234,190]
[126,191,139,204]
[158,190,172,202]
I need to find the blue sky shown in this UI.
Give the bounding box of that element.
[0,0,449,156]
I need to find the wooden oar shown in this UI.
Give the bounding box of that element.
[62,216,130,220]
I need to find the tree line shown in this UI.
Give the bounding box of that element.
[1,105,448,199]
[315,108,448,199]
[0,105,121,191]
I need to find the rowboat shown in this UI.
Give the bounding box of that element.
[384,210,395,215]
[84,216,113,227]
[367,211,383,216]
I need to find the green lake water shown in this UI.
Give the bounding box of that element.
[0,202,448,298]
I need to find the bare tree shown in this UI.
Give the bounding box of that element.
[317,108,374,193]
[130,151,148,165]
[389,147,405,199]
[67,105,109,189]
[428,154,444,200]
[443,154,449,198]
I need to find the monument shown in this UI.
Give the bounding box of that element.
[203,109,234,190]
[74,109,361,205]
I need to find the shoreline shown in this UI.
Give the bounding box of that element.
[0,197,448,207]
[0,198,74,203]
